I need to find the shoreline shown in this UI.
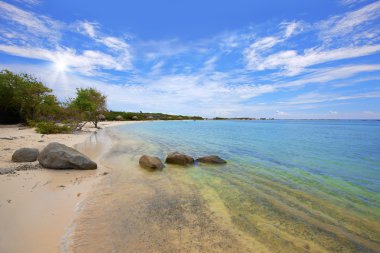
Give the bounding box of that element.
[0,121,138,253]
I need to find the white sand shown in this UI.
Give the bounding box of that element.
[0,121,134,253]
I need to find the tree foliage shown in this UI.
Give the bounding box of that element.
[0,69,60,123]
[70,88,107,128]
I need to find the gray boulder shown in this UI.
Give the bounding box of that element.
[12,148,39,162]
[38,142,97,170]
[165,152,194,166]
[196,155,226,164]
[139,155,164,170]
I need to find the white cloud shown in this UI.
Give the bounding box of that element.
[150,61,165,74]
[247,44,380,75]
[76,21,132,68]
[281,21,304,38]
[340,0,367,6]
[278,91,380,105]
[203,56,219,71]
[245,2,380,75]
[12,0,40,6]
[140,39,191,60]
[0,3,133,76]
[0,44,130,74]
[0,1,61,43]
[244,36,283,70]
[318,1,380,43]
[77,20,98,38]
[276,110,288,116]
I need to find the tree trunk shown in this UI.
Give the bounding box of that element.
[76,121,87,130]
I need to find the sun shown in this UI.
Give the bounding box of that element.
[53,58,68,72]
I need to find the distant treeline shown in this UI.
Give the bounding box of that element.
[105,111,203,121]
[213,117,275,120]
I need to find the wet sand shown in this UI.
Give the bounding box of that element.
[0,121,135,253]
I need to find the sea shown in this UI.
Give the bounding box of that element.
[69,120,380,253]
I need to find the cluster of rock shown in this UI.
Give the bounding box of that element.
[139,152,226,171]
[12,144,225,173]
[11,142,97,170]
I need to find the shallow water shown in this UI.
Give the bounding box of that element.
[69,120,380,253]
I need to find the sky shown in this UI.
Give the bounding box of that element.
[0,0,380,119]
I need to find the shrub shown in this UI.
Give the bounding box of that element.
[35,121,72,134]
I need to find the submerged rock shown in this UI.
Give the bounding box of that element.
[196,155,226,164]
[165,152,194,166]
[38,142,97,170]
[139,155,165,170]
[12,148,39,162]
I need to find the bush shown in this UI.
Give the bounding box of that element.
[35,121,72,134]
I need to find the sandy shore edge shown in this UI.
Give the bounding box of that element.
[0,121,137,253]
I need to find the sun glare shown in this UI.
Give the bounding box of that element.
[54,58,68,72]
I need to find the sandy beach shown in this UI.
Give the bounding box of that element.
[0,121,133,253]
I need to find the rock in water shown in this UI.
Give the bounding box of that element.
[139,155,165,170]
[12,148,39,162]
[196,155,227,164]
[165,152,194,166]
[38,142,97,170]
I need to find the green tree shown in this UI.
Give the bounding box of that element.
[70,88,107,128]
[0,69,58,123]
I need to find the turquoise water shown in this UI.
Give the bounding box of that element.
[114,120,380,252]
[72,120,380,253]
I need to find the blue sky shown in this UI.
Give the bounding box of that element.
[0,0,380,118]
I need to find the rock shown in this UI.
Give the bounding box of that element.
[16,163,41,171]
[139,155,165,170]
[38,142,97,170]
[115,115,124,121]
[165,152,194,166]
[12,148,39,162]
[0,168,16,175]
[0,164,41,175]
[196,155,226,164]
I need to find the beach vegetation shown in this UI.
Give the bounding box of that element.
[105,111,203,121]
[0,69,61,124]
[35,121,73,134]
[69,88,107,128]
